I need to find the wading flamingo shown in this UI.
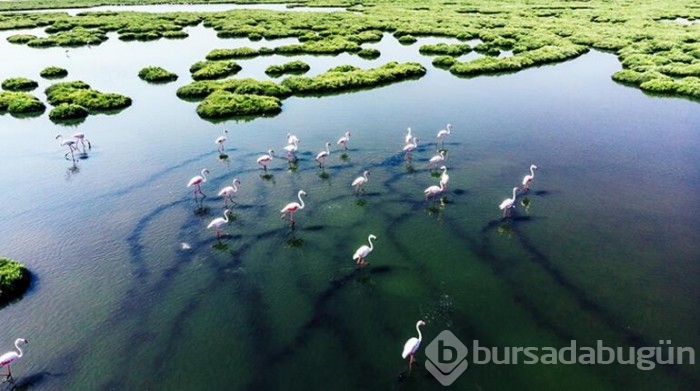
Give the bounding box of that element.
[404,127,413,146]
[0,338,27,380]
[403,137,418,159]
[439,166,449,189]
[207,209,232,238]
[217,178,241,208]
[351,170,370,193]
[55,134,78,160]
[436,123,452,148]
[187,168,209,199]
[499,187,519,218]
[257,149,275,172]
[286,132,299,145]
[315,142,332,168]
[337,131,351,151]
[428,150,446,169]
[280,190,306,225]
[215,129,228,153]
[522,164,538,191]
[283,139,299,161]
[424,182,445,201]
[352,234,376,267]
[72,132,91,152]
[402,321,425,375]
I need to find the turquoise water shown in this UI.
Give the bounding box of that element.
[0,15,698,391]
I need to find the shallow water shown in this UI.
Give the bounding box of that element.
[0,14,699,391]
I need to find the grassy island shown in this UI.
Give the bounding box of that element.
[0,91,46,115]
[265,61,311,77]
[40,66,69,79]
[0,257,31,306]
[138,66,178,83]
[196,90,282,119]
[190,60,242,81]
[2,77,39,92]
[45,80,131,121]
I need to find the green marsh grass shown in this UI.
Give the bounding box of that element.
[0,91,46,115]
[40,66,69,79]
[2,77,39,92]
[265,60,311,77]
[138,66,178,83]
[0,257,31,305]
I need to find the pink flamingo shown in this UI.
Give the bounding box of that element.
[286,132,299,145]
[187,168,209,199]
[72,132,91,152]
[283,139,299,161]
[352,234,376,267]
[207,209,232,238]
[280,190,306,225]
[55,134,78,160]
[499,187,519,218]
[217,178,241,207]
[351,170,370,193]
[428,150,446,170]
[337,131,351,151]
[439,166,449,189]
[0,338,27,380]
[315,142,331,168]
[215,129,228,153]
[403,137,418,159]
[401,321,425,375]
[522,164,538,191]
[424,181,445,201]
[404,127,413,146]
[256,149,274,171]
[436,123,452,149]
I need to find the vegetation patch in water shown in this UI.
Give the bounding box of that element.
[177,78,292,100]
[206,47,260,60]
[281,61,426,95]
[190,60,242,81]
[45,80,132,113]
[357,48,381,59]
[49,103,89,121]
[265,60,311,77]
[450,44,589,76]
[0,91,46,115]
[138,66,178,83]
[40,66,68,79]
[196,90,282,119]
[1,77,39,92]
[419,43,472,56]
[0,257,31,306]
[6,34,37,44]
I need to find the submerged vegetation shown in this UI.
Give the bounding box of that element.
[0,0,696,120]
[0,257,31,305]
[138,66,178,83]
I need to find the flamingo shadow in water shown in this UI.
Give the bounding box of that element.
[4,371,66,390]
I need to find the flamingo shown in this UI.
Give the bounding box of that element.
[207,209,233,238]
[424,182,445,201]
[217,178,241,207]
[286,132,299,145]
[436,123,452,148]
[352,234,376,267]
[337,131,351,151]
[351,170,370,193]
[283,139,299,161]
[401,320,426,375]
[439,166,449,189]
[0,338,27,380]
[522,164,538,191]
[404,127,413,146]
[72,132,91,152]
[499,187,519,218]
[187,168,209,199]
[403,137,418,159]
[315,142,332,168]
[257,149,274,172]
[428,150,446,169]
[55,134,78,160]
[215,129,228,153]
[280,190,306,225]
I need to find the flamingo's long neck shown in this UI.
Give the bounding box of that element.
[447,124,452,134]
[232,180,239,192]
[368,236,374,251]
[326,144,330,154]
[223,211,230,223]
[201,170,208,183]
[511,187,518,200]
[416,323,423,342]
[530,166,536,178]
[15,340,23,358]
[363,172,369,181]
[298,192,305,209]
